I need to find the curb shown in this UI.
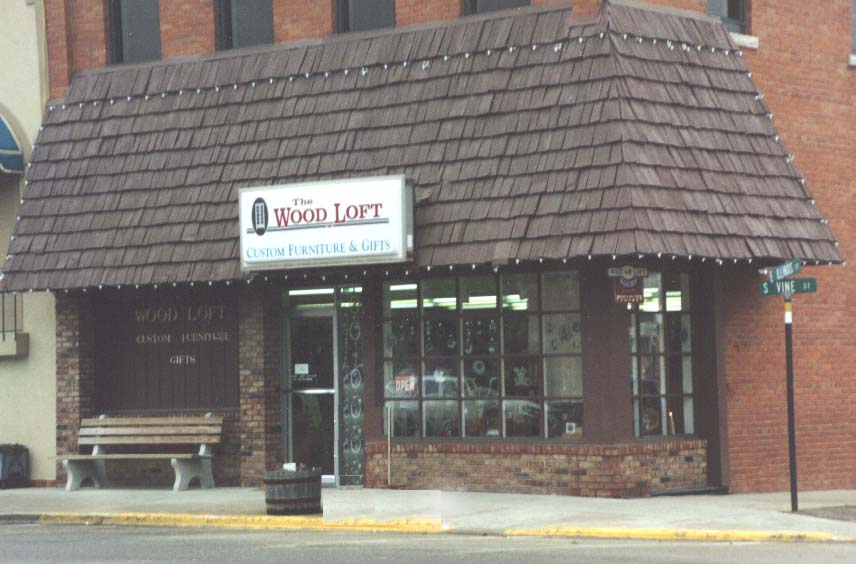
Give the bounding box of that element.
[504,525,856,543]
[4,513,854,543]
[34,512,447,534]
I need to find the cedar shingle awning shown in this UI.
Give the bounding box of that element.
[0,0,840,291]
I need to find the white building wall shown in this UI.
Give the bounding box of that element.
[0,0,56,483]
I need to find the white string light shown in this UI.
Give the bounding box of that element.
[42,31,746,114]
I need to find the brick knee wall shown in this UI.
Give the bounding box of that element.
[365,439,707,497]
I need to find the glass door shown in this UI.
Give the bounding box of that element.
[289,314,337,482]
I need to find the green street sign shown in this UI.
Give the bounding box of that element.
[760,278,817,297]
[769,259,802,283]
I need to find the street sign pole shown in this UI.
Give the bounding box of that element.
[783,288,798,513]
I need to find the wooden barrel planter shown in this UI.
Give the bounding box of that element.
[263,467,322,515]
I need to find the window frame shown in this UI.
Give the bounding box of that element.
[215,0,274,51]
[707,0,747,35]
[462,0,531,16]
[106,0,162,65]
[0,292,24,342]
[628,272,695,438]
[383,270,583,441]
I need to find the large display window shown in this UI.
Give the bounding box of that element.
[383,271,582,440]
[628,272,694,437]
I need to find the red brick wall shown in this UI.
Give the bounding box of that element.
[55,292,97,482]
[273,0,334,44]
[69,0,108,78]
[366,439,707,497]
[396,0,459,26]
[720,0,856,492]
[160,0,216,59]
[238,286,284,487]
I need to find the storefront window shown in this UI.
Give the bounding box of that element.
[629,272,694,437]
[383,271,583,440]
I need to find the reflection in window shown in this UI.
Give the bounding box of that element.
[216,0,273,50]
[629,272,694,437]
[336,0,396,33]
[108,0,161,64]
[462,0,530,16]
[382,271,583,439]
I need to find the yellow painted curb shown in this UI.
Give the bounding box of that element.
[37,512,446,534]
[504,525,856,543]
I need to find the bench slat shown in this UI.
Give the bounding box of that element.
[80,416,223,427]
[63,454,202,461]
[79,425,222,437]
[79,435,221,446]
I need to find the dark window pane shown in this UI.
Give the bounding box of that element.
[383,282,418,316]
[464,400,501,437]
[542,271,580,310]
[424,317,458,356]
[502,313,539,354]
[384,317,418,358]
[463,316,498,356]
[342,0,396,33]
[424,401,459,437]
[504,357,540,396]
[546,400,583,439]
[423,358,458,398]
[229,0,273,49]
[542,313,582,354]
[385,401,419,437]
[637,397,664,436]
[502,273,538,311]
[463,357,499,397]
[504,399,541,437]
[422,278,456,310]
[544,356,582,397]
[464,0,529,15]
[461,276,497,310]
[115,0,161,63]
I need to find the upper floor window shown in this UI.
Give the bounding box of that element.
[107,0,161,64]
[336,0,395,33]
[216,0,274,50]
[707,0,746,34]
[462,0,530,16]
[851,0,855,53]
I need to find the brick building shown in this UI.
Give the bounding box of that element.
[2,0,853,496]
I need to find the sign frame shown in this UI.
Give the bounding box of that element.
[239,175,414,272]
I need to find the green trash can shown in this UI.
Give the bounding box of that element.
[0,444,29,489]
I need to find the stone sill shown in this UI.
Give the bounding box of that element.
[730,32,759,50]
[849,53,856,68]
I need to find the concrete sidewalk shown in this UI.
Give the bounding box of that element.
[1,486,855,543]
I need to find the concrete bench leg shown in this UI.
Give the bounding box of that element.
[63,459,110,491]
[171,457,214,491]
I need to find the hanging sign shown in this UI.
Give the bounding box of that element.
[239,176,413,271]
[608,265,648,304]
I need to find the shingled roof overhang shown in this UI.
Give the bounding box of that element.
[0,0,840,292]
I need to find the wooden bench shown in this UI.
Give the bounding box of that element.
[62,415,223,492]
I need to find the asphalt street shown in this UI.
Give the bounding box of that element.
[1,525,854,564]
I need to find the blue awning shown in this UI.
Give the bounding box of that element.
[0,114,24,175]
